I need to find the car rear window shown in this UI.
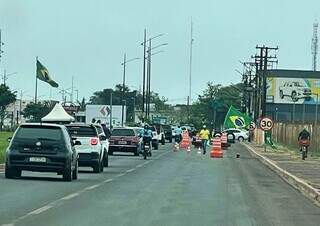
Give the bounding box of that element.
[15,126,63,141]
[112,129,135,136]
[67,126,97,137]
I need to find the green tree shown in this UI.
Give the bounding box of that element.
[22,102,52,122]
[0,84,16,130]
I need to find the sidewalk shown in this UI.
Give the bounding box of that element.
[243,142,320,206]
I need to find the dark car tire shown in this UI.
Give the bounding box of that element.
[291,92,298,102]
[161,137,165,145]
[134,147,139,156]
[63,165,73,181]
[305,96,311,101]
[154,142,159,150]
[169,138,172,143]
[238,136,244,142]
[279,90,284,99]
[93,160,102,173]
[103,151,109,167]
[72,161,78,180]
[5,165,21,179]
[108,150,113,156]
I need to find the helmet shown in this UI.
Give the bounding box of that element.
[203,125,206,128]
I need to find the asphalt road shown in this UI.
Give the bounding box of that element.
[0,143,320,226]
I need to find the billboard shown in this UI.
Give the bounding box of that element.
[85,105,126,126]
[267,77,320,104]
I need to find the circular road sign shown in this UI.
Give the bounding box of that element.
[249,121,256,131]
[260,117,274,131]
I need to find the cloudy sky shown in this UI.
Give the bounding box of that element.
[0,0,319,104]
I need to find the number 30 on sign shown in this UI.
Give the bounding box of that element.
[259,117,274,131]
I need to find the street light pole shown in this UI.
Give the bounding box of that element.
[142,29,147,116]
[121,53,126,127]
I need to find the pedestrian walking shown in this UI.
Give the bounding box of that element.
[199,125,210,154]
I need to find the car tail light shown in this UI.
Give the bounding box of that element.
[91,137,99,145]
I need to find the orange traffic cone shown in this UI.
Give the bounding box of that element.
[180,131,191,150]
[210,137,223,158]
[221,133,228,150]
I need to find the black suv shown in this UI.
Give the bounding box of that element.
[162,124,172,143]
[5,123,79,181]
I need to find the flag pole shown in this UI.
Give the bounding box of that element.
[35,56,38,104]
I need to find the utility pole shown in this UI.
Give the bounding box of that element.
[312,21,318,71]
[0,29,3,80]
[110,91,113,128]
[252,45,278,119]
[142,29,147,117]
[121,53,126,127]
[146,39,152,120]
[188,19,194,106]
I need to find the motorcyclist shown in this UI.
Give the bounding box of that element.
[141,125,153,154]
[298,128,310,155]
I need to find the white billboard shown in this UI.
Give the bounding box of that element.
[85,105,126,126]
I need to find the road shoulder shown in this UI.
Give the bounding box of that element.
[242,142,320,207]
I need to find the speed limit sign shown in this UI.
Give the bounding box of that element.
[249,121,256,131]
[260,117,274,131]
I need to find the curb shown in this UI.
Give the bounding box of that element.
[242,143,320,207]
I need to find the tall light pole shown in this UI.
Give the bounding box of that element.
[0,29,4,80]
[188,19,194,108]
[121,54,140,127]
[2,70,18,85]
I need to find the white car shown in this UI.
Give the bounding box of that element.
[66,123,109,173]
[279,81,311,102]
[222,129,249,142]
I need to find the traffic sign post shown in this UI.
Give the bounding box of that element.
[259,117,274,152]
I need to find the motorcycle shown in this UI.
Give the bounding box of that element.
[142,138,152,160]
[299,139,310,160]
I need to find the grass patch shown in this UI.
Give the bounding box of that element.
[0,132,13,163]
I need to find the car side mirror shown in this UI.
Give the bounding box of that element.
[7,137,12,142]
[100,135,107,141]
[74,140,82,145]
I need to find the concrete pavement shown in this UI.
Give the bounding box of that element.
[0,143,320,226]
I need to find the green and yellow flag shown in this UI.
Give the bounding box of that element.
[223,106,251,129]
[36,60,58,88]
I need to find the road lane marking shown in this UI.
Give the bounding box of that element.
[84,184,101,191]
[126,168,135,173]
[1,149,172,226]
[60,193,80,200]
[27,205,53,215]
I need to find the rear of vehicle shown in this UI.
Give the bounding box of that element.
[149,126,159,150]
[66,124,105,173]
[153,124,165,145]
[162,125,172,143]
[5,123,78,181]
[223,129,249,141]
[108,128,141,156]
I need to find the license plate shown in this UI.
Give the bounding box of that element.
[119,141,127,145]
[29,157,46,163]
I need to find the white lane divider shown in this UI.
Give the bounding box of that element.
[27,205,53,215]
[60,192,80,200]
[0,149,172,226]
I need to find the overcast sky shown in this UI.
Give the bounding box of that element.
[0,0,319,104]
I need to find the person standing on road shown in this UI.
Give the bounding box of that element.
[199,125,210,155]
[174,126,183,143]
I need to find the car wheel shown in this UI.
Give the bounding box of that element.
[279,90,284,99]
[238,136,244,142]
[161,136,165,145]
[305,96,311,101]
[134,147,139,156]
[169,137,172,143]
[291,92,298,102]
[5,164,21,179]
[72,161,78,180]
[63,164,73,181]
[103,151,109,167]
[93,161,101,173]
[108,150,113,155]
[154,142,159,150]
[100,159,104,172]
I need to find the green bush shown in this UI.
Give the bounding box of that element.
[0,132,13,163]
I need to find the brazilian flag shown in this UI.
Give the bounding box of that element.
[223,106,251,129]
[36,60,59,88]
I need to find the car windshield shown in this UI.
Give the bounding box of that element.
[112,129,135,136]
[14,126,62,141]
[67,126,97,137]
